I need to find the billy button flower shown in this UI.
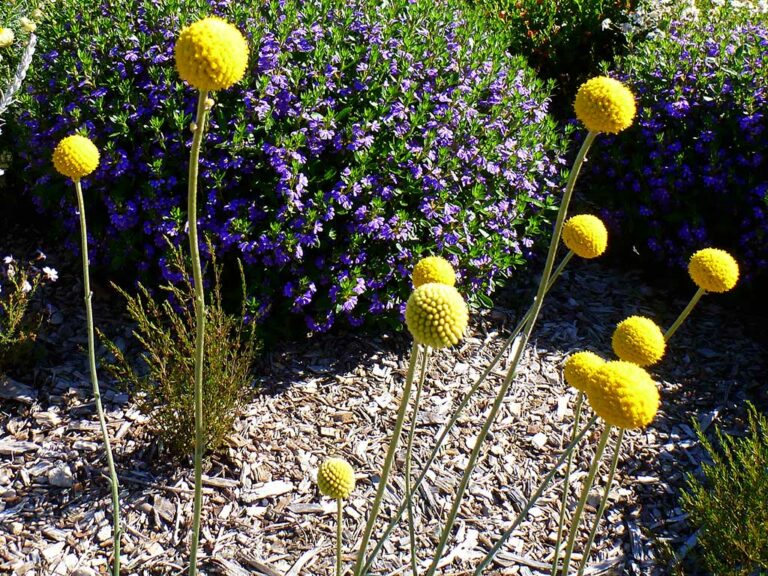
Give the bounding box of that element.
[563,351,605,394]
[174,17,249,92]
[666,247,740,341]
[177,18,250,576]
[405,283,469,349]
[412,255,456,288]
[318,458,356,576]
[554,348,605,567]
[611,315,666,367]
[688,248,739,294]
[357,284,468,573]
[558,359,659,575]
[587,361,660,429]
[52,135,99,181]
[52,134,121,576]
[574,76,636,134]
[562,214,608,259]
[317,457,356,500]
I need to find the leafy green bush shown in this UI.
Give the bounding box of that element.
[102,243,260,457]
[0,0,38,84]
[7,0,569,333]
[585,2,768,281]
[680,403,768,576]
[0,254,55,374]
[467,0,635,116]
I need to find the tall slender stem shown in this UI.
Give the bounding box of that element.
[337,498,344,576]
[75,180,122,576]
[405,345,431,576]
[664,287,705,341]
[188,89,210,576]
[577,428,625,576]
[473,415,599,574]
[550,390,585,576]
[360,251,574,574]
[424,132,598,576]
[353,343,420,576]
[560,425,612,576]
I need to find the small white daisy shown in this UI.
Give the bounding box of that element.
[42,267,58,282]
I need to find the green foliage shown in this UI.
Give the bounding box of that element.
[102,243,260,457]
[8,0,570,333]
[0,0,41,88]
[0,257,46,374]
[681,404,768,576]
[466,0,635,116]
[584,0,768,278]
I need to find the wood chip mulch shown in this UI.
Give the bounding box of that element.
[1,228,766,576]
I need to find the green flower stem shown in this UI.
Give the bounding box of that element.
[188,89,210,576]
[405,345,431,576]
[559,425,612,576]
[75,179,121,576]
[550,390,585,576]
[473,415,599,575]
[337,498,344,576]
[664,287,705,341]
[352,343,420,576]
[360,250,574,574]
[576,428,625,576]
[424,131,597,576]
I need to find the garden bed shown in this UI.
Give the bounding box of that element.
[1,229,764,574]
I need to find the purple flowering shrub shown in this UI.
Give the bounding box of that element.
[8,0,569,331]
[585,9,768,280]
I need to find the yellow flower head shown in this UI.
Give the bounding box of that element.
[405,283,468,349]
[612,315,666,367]
[412,256,456,288]
[174,17,249,92]
[574,76,636,134]
[562,214,608,259]
[688,248,739,293]
[587,361,660,429]
[317,457,355,500]
[0,28,15,49]
[563,351,605,394]
[52,135,100,181]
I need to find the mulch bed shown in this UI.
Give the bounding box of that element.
[1,220,766,575]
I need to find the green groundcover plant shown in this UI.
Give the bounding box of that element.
[681,403,768,576]
[586,0,768,280]
[7,0,570,333]
[465,0,636,116]
[101,242,260,457]
[0,253,55,373]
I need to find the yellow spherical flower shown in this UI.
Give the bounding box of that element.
[688,248,739,293]
[587,361,660,429]
[174,17,249,92]
[412,256,456,288]
[405,283,468,349]
[0,28,15,49]
[52,135,100,181]
[317,458,355,500]
[562,214,608,259]
[612,315,666,367]
[574,76,636,134]
[563,351,605,394]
